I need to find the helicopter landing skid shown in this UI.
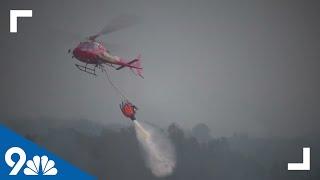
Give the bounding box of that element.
[75,64,97,76]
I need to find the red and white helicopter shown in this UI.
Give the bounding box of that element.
[68,15,143,78]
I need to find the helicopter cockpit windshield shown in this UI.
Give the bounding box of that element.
[79,41,100,51]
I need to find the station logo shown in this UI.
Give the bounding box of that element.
[0,124,95,179]
[5,147,57,176]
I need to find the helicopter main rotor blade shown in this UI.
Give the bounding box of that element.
[90,14,141,40]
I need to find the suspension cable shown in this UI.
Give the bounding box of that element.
[103,67,131,102]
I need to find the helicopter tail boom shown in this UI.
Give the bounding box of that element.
[116,55,143,78]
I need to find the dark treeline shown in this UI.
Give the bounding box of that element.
[2,118,319,180]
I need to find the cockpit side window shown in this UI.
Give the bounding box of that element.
[79,42,88,50]
[79,42,99,51]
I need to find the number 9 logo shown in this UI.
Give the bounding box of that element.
[5,147,26,175]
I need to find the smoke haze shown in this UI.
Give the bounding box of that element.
[2,118,320,179]
[1,0,320,137]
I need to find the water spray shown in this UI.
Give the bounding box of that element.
[118,101,176,177]
[133,120,151,140]
[133,120,176,177]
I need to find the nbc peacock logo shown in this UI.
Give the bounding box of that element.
[23,155,58,176]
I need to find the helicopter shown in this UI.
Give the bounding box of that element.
[68,15,143,78]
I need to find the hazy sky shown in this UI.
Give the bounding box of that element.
[1,0,320,137]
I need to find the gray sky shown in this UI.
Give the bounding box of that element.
[1,0,320,137]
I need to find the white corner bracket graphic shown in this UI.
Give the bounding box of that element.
[10,10,33,33]
[288,147,311,171]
